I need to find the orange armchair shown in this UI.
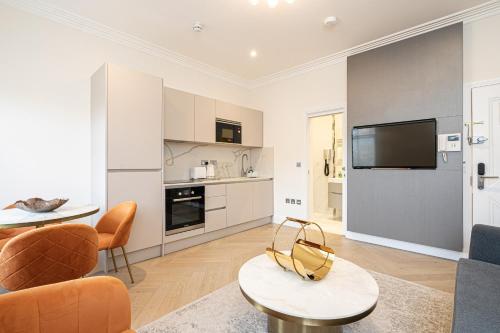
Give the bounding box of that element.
[0,204,34,251]
[0,224,98,291]
[95,201,137,283]
[0,276,135,333]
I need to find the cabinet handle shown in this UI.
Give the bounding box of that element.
[205,207,226,212]
[173,196,203,202]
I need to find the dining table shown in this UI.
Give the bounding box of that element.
[0,205,100,229]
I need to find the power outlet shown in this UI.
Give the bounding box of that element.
[201,160,208,166]
[291,199,296,204]
[285,198,290,204]
[296,199,302,205]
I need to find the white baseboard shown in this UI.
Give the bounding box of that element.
[345,231,465,261]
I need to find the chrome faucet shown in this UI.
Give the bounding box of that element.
[241,153,249,177]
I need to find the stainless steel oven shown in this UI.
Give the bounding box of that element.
[165,186,205,236]
[216,118,242,144]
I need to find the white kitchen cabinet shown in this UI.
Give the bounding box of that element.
[216,100,242,122]
[164,87,195,142]
[107,170,163,253]
[205,196,226,210]
[106,64,163,169]
[195,95,216,143]
[252,180,274,219]
[91,64,163,261]
[205,184,226,198]
[241,107,263,147]
[205,208,227,233]
[226,182,253,226]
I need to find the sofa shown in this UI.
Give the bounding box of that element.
[0,276,135,333]
[452,224,500,333]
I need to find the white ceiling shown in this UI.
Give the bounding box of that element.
[43,0,489,80]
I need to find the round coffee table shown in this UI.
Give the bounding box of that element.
[239,254,379,333]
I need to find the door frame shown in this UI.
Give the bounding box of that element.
[463,77,500,252]
[305,104,347,234]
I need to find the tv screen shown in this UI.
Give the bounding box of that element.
[352,119,437,169]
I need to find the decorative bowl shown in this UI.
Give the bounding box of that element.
[15,198,68,213]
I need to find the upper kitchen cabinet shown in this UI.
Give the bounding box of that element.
[105,64,163,170]
[164,87,195,142]
[194,95,216,143]
[216,100,242,122]
[241,107,263,147]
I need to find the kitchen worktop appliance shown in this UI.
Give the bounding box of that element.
[165,186,205,236]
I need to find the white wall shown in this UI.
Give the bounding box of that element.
[248,13,500,223]
[1,0,499,220]
[249,62,347,220]
[464,13,500,83]
[0,4,250,208]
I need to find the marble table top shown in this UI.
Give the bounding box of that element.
[0,205,99,229]
[238,254,379,326]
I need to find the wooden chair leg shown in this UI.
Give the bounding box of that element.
[121,246,134,284]
[110,248,118,273]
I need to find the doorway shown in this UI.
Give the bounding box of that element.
[471,83,500,228]
[307,111,345,235]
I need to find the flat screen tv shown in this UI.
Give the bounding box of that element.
[352,118,437,169]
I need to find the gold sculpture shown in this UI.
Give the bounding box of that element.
[266,217,335,281]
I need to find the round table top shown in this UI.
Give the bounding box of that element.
[0,205,99,229]
[238,254,379,326]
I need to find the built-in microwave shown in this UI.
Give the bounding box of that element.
[216,118,242,144]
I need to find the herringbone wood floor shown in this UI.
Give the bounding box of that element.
[108,224,457,329]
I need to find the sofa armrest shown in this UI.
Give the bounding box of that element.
[469,224,500,265]
[0,276,134,333]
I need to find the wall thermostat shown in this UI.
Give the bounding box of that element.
[438,133,461,163]
[438,133,462,152]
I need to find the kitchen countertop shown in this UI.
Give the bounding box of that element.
[163,177,273,188]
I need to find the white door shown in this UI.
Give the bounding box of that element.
[472,84,500,227]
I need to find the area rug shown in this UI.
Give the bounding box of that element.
[138,271,453,333]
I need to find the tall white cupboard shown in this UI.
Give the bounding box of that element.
[91,64,164,259]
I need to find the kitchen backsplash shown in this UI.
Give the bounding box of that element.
[163,142,274,181]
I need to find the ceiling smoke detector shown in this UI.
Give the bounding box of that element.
[324,16,337,26]
[192,22,204,32]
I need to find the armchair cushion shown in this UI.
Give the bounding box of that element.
[0,276,134,333]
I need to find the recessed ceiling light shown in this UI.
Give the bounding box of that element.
[250,49,258,58]
[324,16,337,26]
[267,0,279,8]
[249,0,259,5]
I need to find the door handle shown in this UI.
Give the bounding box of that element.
[479,176,499,179]
[173,196,203,202]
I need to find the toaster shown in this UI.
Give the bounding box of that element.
[190,166,207,180]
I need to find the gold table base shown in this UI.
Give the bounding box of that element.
[268,316,343,333]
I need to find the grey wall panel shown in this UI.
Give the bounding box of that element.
[347,23,463,251]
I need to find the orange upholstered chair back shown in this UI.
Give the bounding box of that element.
[0,276,134,333]
[0,204,18,240]
[0,224,98,291]
[95,201,137,249]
